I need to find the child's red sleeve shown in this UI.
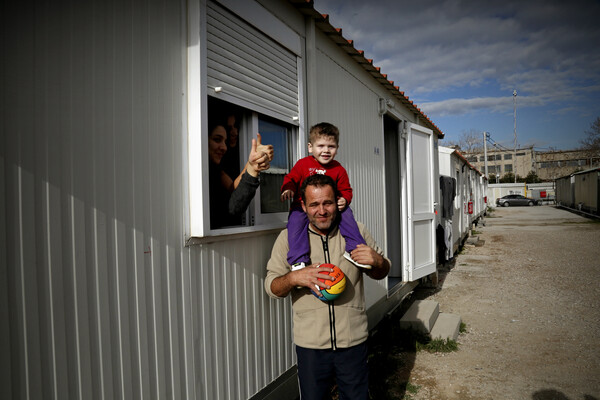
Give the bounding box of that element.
[281,159,303,193]
[336,166,353,204]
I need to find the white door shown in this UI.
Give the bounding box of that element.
[404,123,437,281]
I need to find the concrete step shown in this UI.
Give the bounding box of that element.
[430,313,461,341]
[399,300,439,334]
[399,300,462,342]
[466,236,485,246]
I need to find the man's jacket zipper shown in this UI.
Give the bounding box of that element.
[320,234,337,350]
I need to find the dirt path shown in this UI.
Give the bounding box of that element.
[374,206,600,400]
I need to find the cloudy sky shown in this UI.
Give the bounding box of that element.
[314,0,600,151]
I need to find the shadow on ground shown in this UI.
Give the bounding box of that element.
[364,296,438,399]
[532,389,598,400]
[414,257,457,300]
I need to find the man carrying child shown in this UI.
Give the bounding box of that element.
[280,122,371,270]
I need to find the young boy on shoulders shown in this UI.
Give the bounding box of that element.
[280,122,370,270]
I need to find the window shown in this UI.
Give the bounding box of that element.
[206,96,296,231]
[504,153,512,160]
[186,0,304,238]
[487,165,499,174]
[257,116,294,215]
[505,164,513,172]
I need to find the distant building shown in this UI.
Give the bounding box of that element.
[535,150,598,180]
[463,148,600,182]
[463,147,535,182]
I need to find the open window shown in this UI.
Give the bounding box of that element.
[255,116,296,220]
[187,0,303,239]
[205,96,296,233]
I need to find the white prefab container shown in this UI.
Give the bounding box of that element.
[1,1,444,399]
[556,176,575,208]
[525,182,556,204]
[437,147,486,259]
[556,168,600,216]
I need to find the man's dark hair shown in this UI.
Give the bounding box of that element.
[300,174,339,203]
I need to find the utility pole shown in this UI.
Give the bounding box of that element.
[513,89,518,183]
[483,131,488,178]
[494,144,499,183]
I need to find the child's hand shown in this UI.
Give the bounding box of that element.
[337,197,347,211]
[281,190,294,202]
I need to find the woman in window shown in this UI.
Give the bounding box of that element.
[208,124,273,228]
[221,112,241,180]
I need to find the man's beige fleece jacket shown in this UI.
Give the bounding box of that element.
[264,222,390,350]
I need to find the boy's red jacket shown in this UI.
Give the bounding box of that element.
[281,156,353,207]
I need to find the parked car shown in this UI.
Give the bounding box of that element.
[496,194,538,207]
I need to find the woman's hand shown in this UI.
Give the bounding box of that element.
[255,133,274,163]
[246,133,273,177]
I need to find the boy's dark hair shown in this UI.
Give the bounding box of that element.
[308,122,340,145]
[300,174,339,204]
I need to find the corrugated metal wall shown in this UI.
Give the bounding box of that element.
[189,235,294,400]
[1,0,193,398]
[556,177,574,207]
[1,1,296,399]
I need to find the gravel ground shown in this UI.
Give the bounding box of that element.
[369,205,600,400]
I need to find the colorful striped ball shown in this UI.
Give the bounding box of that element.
[313,264,346,301]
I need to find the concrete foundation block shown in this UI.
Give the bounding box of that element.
[430,313,462,341]
[399,300,439,334]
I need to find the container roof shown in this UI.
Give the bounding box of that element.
[453,148,485,178]
[288,0,444,138]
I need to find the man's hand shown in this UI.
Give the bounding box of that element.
[270,264,334,298]
[281,189,294,202]
[293,264,334,297]
[349,244,390,280]
[337,197,347,211]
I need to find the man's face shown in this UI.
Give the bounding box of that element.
[301,184,338,235]
[308,136,338,165]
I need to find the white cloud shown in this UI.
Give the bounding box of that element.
[420,93,552,117]
[420,97,508,116]
[315,0,600,149]
[315,0,600,102]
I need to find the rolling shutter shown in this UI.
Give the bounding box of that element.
[206,1,299,119]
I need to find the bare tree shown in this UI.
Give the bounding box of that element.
[462,130,484,153]
[440,129,484,153]
[580,117,600,155]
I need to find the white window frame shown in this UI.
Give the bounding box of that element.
[251,113,300,227]
[186,0,305,239]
